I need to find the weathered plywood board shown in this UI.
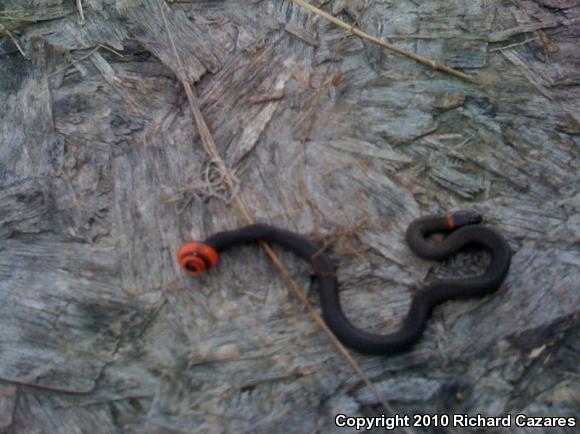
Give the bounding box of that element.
[0,0,578,432]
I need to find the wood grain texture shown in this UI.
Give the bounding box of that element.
[0,0,578,432]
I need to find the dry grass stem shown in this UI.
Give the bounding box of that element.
[291,0,477,84]
[76,0,85,24]
[0,23,25,57]
[156,0,409,429]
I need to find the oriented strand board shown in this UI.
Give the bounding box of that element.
[0,0,578,432]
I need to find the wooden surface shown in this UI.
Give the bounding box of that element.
[0,0,578,432]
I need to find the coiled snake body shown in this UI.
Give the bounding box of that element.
[177,211,511,355]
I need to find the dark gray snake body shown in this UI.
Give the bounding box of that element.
[179,211,511,355]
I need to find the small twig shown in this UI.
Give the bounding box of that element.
[0,10,38,22]
[0,23,25,57]
[76,0,85,24]
[291,0,477,84]
[47,44,123,78]
[489,37,539,52]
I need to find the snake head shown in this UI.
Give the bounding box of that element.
[448,211,483,229]
[177,242,219,277]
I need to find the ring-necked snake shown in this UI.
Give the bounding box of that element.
[177,211,511,355]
